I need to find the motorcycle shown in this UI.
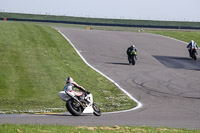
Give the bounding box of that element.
[128,51,137,65]
[189,47,198,60]
[58,87,101,116]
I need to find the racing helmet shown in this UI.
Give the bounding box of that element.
[132,45,135,48]
[190,40,194,44]
[66,77,73,83]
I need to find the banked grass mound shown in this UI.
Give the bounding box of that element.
[1,12,200,29]
[0,21,136,113]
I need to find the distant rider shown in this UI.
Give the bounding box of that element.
[64,77,89,102]
[127,45,137,64]
[187,40,198,57]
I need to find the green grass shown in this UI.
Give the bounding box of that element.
[9,19,199,46]
[1,12,200,28]
[146,29,200,47]
[1,124,200,133]
[1,15,200,131]
[0,21,136,113]
[1,19,199,114]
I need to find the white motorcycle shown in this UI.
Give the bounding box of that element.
[58,87,101,116]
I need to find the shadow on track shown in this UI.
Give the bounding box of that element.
[44,113,94,117]
[153,55,200,71]
[105,62,130,65]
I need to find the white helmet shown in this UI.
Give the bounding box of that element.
[66,77,73,83]
[190,40,194,44]
[131,45,135,48]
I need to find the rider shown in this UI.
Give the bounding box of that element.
[64,77,89,101]
[127,45,137,64]
[187,40,198,57]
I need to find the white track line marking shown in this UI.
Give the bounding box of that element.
[146,32,188,44]
[57,29,142,114]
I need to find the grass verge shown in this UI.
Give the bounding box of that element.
[146,29,200,47]
[0,21,136,113]
[1,18,200,131]
[0,124,200,133]
[1,12,200,29]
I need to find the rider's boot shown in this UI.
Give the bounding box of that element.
[189,49,192,57]
[128,56,131,64]
[79,94,87,104]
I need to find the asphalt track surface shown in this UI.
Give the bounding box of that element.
[1,28,200,129]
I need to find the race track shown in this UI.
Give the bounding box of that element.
[1,28,200,129]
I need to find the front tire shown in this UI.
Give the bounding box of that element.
[193,54,197,60]
[66,99,83,116]
[132,59,135,65]
[92,103,101,116]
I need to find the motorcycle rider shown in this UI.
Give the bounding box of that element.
[64,77,89,102]
[187,40,198,57]
[127,45,137,64]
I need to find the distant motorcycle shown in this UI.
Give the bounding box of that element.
[128,51,137,65]
[189,47,198,60]
[58,87,101,116]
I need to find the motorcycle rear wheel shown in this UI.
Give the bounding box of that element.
[92,103,101,116]
[128,55,136,65]
[66,99,83,116]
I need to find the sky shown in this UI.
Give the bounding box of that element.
[1,0,200,22]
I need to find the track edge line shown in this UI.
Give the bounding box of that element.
[56,28,143,114]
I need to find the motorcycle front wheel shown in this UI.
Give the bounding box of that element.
[92,103,101,116]
[193,54,197,60]
[132,59,135,65]
[66,99,83,116]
